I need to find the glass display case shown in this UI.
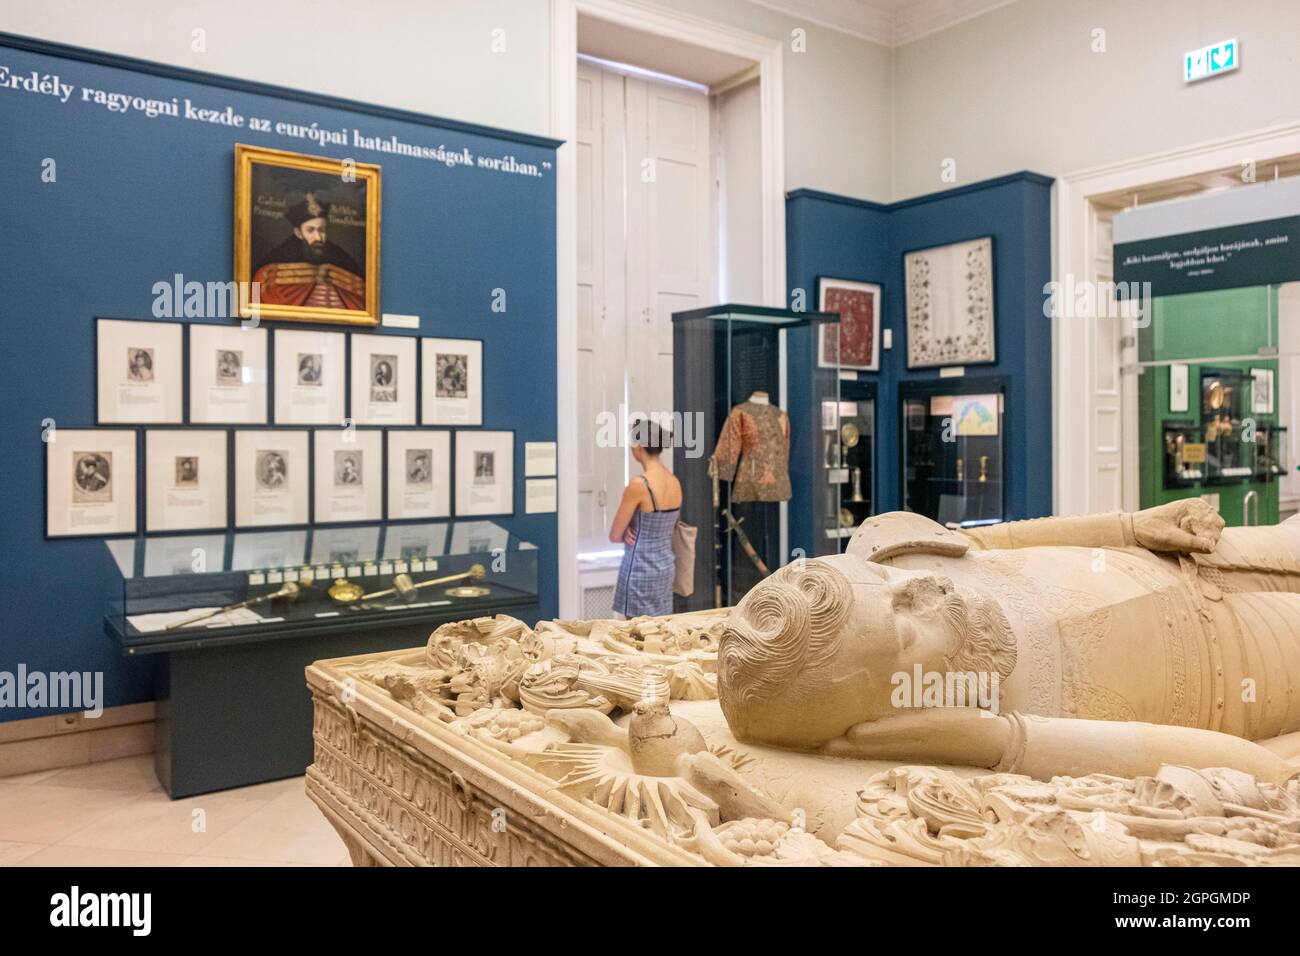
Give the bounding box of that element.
[826,381,876,551]
[672,303,840,610]
[901,379,1005,528]
[104,520,539,653]
[1161,419,1206,489]
[1201,367,1253,483]
[1254,423,1289,481]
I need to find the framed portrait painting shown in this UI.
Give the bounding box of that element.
[386,429,451,520]
[96,318,183,424]
[272,329,345,425]
[313,428,383,524]
[421,337,483,426]
[233,429,310,528]
[818,278,881,372]
[144,429,229,532]
[454,430,513,517]
[46,428,138,538]
[234,144,381,326]
[904,236,996,369]
[350,333,416,425]
[189,324,268,424]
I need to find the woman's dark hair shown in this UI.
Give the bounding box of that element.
[630,417,673,455]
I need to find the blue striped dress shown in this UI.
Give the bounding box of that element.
[613,476,678,617]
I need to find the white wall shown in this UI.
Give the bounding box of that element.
[648,0,893,199]
[891,0,1300,200]
[0,0,554,137]
[1,0,893,198]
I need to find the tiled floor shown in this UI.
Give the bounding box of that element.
[0,755,350,867]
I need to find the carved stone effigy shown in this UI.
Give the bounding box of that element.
[307,599,1300,866]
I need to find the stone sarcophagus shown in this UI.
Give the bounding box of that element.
[306,604,1300,867]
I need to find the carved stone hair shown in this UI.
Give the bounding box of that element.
[718,560,852,730]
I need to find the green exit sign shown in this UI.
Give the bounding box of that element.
[1184,38,1238,83]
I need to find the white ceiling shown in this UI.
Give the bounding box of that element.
[749,0,1019,47]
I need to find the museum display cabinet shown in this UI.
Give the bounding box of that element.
[901,378,1006,528]
[1201,367,1253,483]
[104,521,538,797]
[1161,419,1205,489]
[671,304,840,610]
[1255,423,1288,482]
[828,382,876,552]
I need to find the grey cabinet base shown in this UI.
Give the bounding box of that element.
[149,616,525,799]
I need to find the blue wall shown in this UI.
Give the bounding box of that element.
[786,172,1054,526]
[0,36,558,722]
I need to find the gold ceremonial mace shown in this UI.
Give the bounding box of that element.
[165,581,301,630]
[355,564,487,602]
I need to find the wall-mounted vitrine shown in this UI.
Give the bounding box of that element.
[901,378,1005,528]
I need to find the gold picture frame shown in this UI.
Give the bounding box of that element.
[234,144,381,326]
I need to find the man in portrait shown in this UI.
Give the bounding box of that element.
[253,192,365,311]
[337,453,362,486]
[407,450,431,486]
[298,353,322,386]
[128,348,154,382]
[217,349,243,385]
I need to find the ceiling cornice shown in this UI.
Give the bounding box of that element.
[748,0,1018,48]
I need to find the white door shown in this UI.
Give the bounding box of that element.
[575,61,712,556]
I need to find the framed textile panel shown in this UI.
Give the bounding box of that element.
[818,277,880,372]
[904,236,995,369]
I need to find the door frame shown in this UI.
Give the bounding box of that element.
[1054,121,1300,518]
[551,0,786,615]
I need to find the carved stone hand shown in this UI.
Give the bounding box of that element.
[1131,498,1225,554]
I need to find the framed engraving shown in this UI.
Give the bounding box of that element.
[313,428,382,524]
[350,333,416,425]
[454,430,513,517]
[272,329,345,425]
[144,429,229,532]
[233,429,309,528]
[818,277,881,371]
[189,324,268,424]
[234,144,381,325]
[421,337,482,426]
[1251,367,1275,415]
[904,236,996,369]
[46,428,137,537]
[96,318,183,424]
[1170,363,1190,413]
[386,429,451,520]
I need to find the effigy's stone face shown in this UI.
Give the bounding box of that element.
[305,610,1300,867]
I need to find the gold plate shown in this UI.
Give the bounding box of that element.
[840,421,860,448]
[329,580,364,604]
[446,586,490,599]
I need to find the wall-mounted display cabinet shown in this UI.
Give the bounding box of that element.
[901,378,1005,529]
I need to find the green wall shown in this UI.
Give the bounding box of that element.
[1138,286,1280,527]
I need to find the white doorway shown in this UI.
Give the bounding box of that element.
[1055,123,1300,519]
[553,1,785,616]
